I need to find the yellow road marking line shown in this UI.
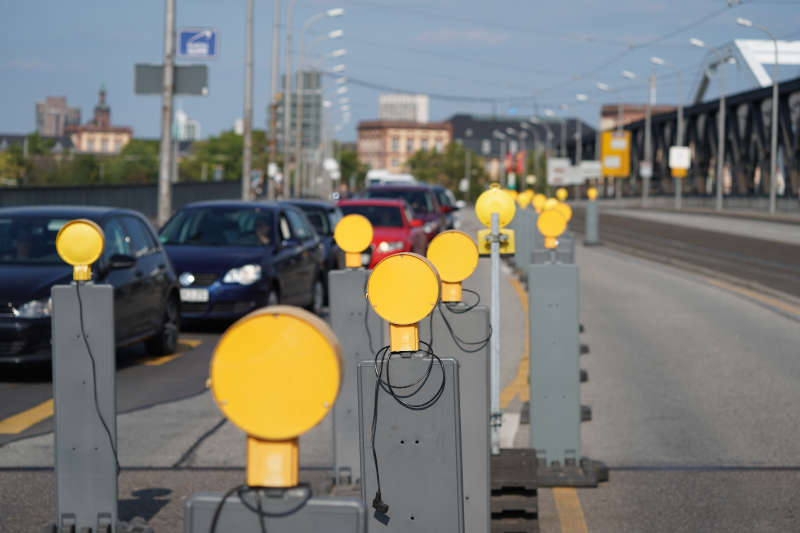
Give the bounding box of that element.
[0,399,54,434]
[553,488,589,533]
[500,276,530,408]
[141,338,203,366]
[705,278,800,319]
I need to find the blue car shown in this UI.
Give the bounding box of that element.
[159,201,325,320]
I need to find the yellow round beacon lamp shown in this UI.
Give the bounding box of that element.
[555,202,573,224]
[556,187,568,202]
[367,253,440,353]
[544,198,559,211]
[334,214,373,269]
[426,231,479,303]
[532,193,547,214]
[209,306,342,488]
[537,210,568,250]
[56,219,105,281]
[516,189,534,208]
[587,187,598,201]
[475,183,516,228]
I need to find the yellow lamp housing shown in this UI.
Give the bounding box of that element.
[587,187,598,201]
[334,214,373,268]
[555,202,573,223]
[426,231,479,303]
[367,253,440,353]
[475,184,516,229]
[556,187,568,202]
[55,219,105,281]
[532,193,547,214]
[477,228,516,257]
[544,198,559,211]
[516,189,534,208]
[209,306,342,487]
[537,210,567,249]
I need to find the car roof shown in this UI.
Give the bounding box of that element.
[0,205,146,220]
[284,199,337,210]
[338,198,407,208]
[367,184,431,191]
[180,200,283,210]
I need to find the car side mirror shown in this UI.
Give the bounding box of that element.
[455,200,466,209]
[109,253,137,270]
[410,219,423,228]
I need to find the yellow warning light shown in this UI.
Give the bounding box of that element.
[537,210,567,249]
[426,231,478,303]
[55,219,105,281]
[544,198,559,211]
[209,306,342,487]
[475,184,516,228]
[587,187,598,201]
[507,189,519,201]
[532,194,547,214]
[517,189,534,208]
[367,253,440,352]
[556,187,568,202]
[334,214,373,268]
[555,202,573,223]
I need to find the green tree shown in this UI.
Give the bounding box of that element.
[0,151,25,185]
[406,143,489,202]
[338,148,368,191]
[107,139,159,183]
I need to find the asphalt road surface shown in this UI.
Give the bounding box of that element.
[2,206,800,532]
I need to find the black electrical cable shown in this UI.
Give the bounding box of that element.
[74,282,121,476]
[444,287,481,314]
[437,305,492,354]
[363,280,376,355]
[208,483,313,533]
[370,338,446,515]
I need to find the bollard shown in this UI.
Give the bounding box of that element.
[475,184,516,456]
[329,214,382,485]
[526,212,607,487]
[511,191,533,274]
[423,231,491,533]
[185,307,365,532]
[554,202,575,264]
[584,187,600,246]
[49,220,118,533]
[357,253,464,533]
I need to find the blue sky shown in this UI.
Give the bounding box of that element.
[2,0,799,142]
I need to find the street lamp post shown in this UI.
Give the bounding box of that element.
[493,130,507,187]
[737,18,780,214]
[622,70,654,206]
[242,0,254,202]
[576,94,588,166]
[464,128,473,201]
[282,0,298,198]
[558,104,568,158]
[295,12,343,197]
[691,38,734,211]
[651,56,685,209]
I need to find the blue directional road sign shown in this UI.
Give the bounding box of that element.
[178,28,218,59]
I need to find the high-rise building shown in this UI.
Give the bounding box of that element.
[378,94,429,123]
[35,96,81,137]
[274,70,322,151]
[175,107,201,141]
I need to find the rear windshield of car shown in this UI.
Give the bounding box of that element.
[340,205,404,228]
[367,189,433,213]
[159,207,275,246]
[435,188,453,207]
[297,206,330,236]
[0,216,70,264]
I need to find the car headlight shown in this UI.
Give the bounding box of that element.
[423,222,438,234]
[15,297,52,319]
[223,264,262,285]
[376,240,405,253]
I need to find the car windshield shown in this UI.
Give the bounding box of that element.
[298,206,331,236]
[0,216,70,265]
[368,189,433,213]
[160,207,275,246]
[435,189,453,207]
[340,205,404,228]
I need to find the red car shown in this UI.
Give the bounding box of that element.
[338,199,427,268]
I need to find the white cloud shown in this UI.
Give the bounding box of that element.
[3,59,54,71]
[417,28,511,46]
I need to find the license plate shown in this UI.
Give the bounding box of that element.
[180,288,209,303]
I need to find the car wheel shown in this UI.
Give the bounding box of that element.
[145,295,179,357]
[267,287,280,306]
[307,276,324,316]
